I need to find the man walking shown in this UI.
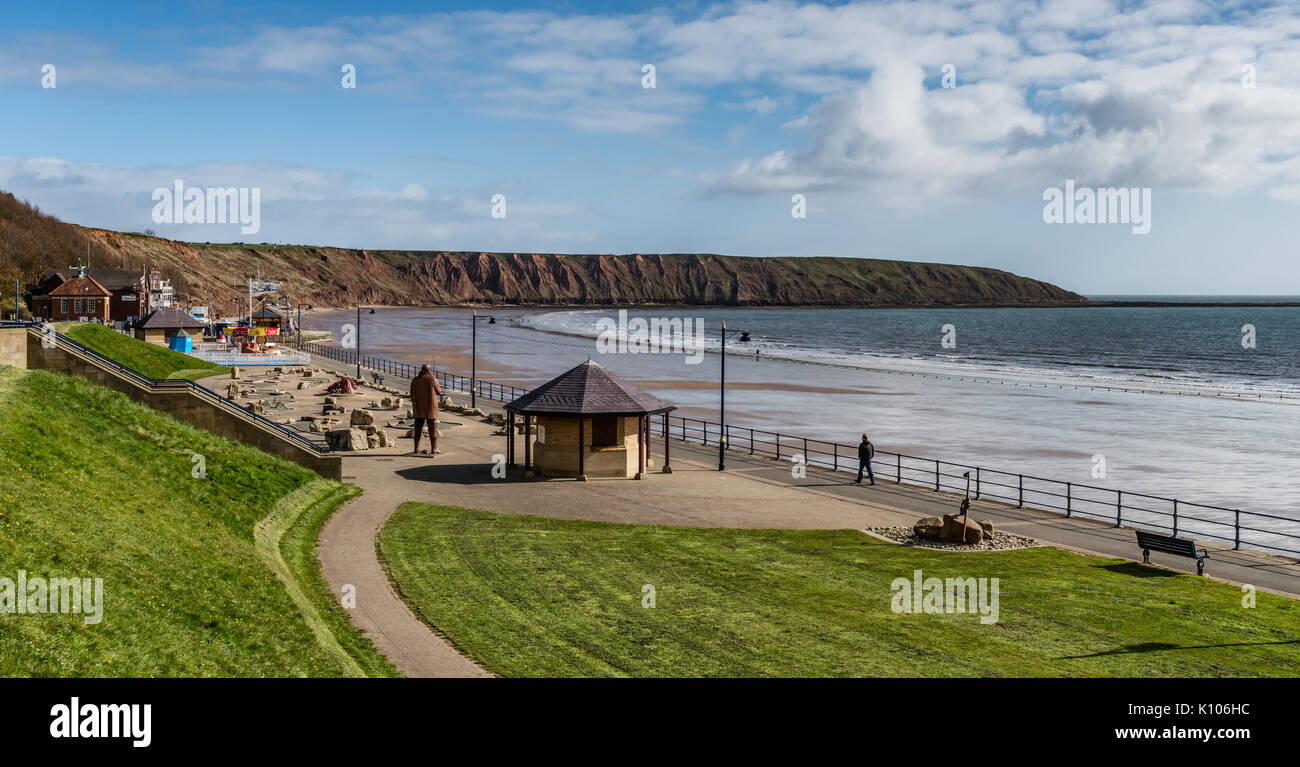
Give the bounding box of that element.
[855,433,875,485]
[410,364,443,456]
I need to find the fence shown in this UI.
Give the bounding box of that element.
[190,348,312,366]
[292,338,1300,559]
[656,417,1300,558]
[294,339,529,402]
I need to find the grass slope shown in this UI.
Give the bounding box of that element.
[61,322,227,380]
[0,367,391,676]
[381,504,1300,678]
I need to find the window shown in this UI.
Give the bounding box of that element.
[591,416,620,448]
[73,299,81,312]
[60,299,68,313]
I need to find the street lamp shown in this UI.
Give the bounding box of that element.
[717,321,754,471]
[471,310,496,409]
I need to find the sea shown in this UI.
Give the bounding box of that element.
[306,297,1300,555]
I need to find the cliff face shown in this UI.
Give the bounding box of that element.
[76,230,1088,308]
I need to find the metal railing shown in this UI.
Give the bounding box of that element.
[290,339,1300,558]
[293,339,529,403]
[40,327,331,455]
[655,417,1300,558]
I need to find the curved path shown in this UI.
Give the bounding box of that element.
[318,449,494,678]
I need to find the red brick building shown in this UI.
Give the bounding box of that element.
[32,271,112,322]
[39,268,145,323]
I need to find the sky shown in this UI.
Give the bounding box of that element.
[3,0,1300,295]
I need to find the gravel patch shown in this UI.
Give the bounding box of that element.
[869,527,1041,552]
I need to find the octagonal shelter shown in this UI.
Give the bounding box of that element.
[505,359,676,480]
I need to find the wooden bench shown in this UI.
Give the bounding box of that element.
[1136,530,1208,576]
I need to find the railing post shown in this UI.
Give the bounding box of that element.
[726,424,731,453]
[1115,491,1123,527]
[703,421,708,446]
[775,434,780,460]
[833,443,838,471]
[1171,499,1177,536]
[1066,482,1072,517]
[1017,475,1023,508]
[975,467,981,499]
[749,428,754,455]
[1234,510,1240,550]
[934,460,940,491]
[896,453,901,484]
[803,437,808,466]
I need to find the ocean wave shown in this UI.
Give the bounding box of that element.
[518,310,1300,402]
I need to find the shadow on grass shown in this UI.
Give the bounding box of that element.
[1096,562,1179,578]
[1059,639,1300,659]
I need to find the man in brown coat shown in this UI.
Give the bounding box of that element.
[410,364,443,455]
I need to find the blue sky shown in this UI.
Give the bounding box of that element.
[3,0,1300,294]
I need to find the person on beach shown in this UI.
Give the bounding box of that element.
[855,433,875,485]
[410,364,443,456]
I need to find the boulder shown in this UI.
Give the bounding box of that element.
[297,382,307,390]
[324,396,336,406]
[325,428,368,451]
[350,409,375,426]
[940,513,984,545]
[979,519,995,539]
[230,367,240,379]
[913,516,943,541]
[461,407,484,417]
[308,421,323,433]
[366,433,381,449]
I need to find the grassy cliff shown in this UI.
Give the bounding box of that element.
[79,231,1089,309]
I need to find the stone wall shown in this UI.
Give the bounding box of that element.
[25,331,342,480]
[0,327,27,369]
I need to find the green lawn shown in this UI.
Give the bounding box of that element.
[60,322,227,380]
[0,367,394,676]
[381,503,1300,677]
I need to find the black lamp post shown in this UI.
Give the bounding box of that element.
[471,310,496,408]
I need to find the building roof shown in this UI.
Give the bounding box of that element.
[506,359,675,416]
[253,307,283,319]
[46,268,142,291]
[135,307,205,330]
[47,274,112,297]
